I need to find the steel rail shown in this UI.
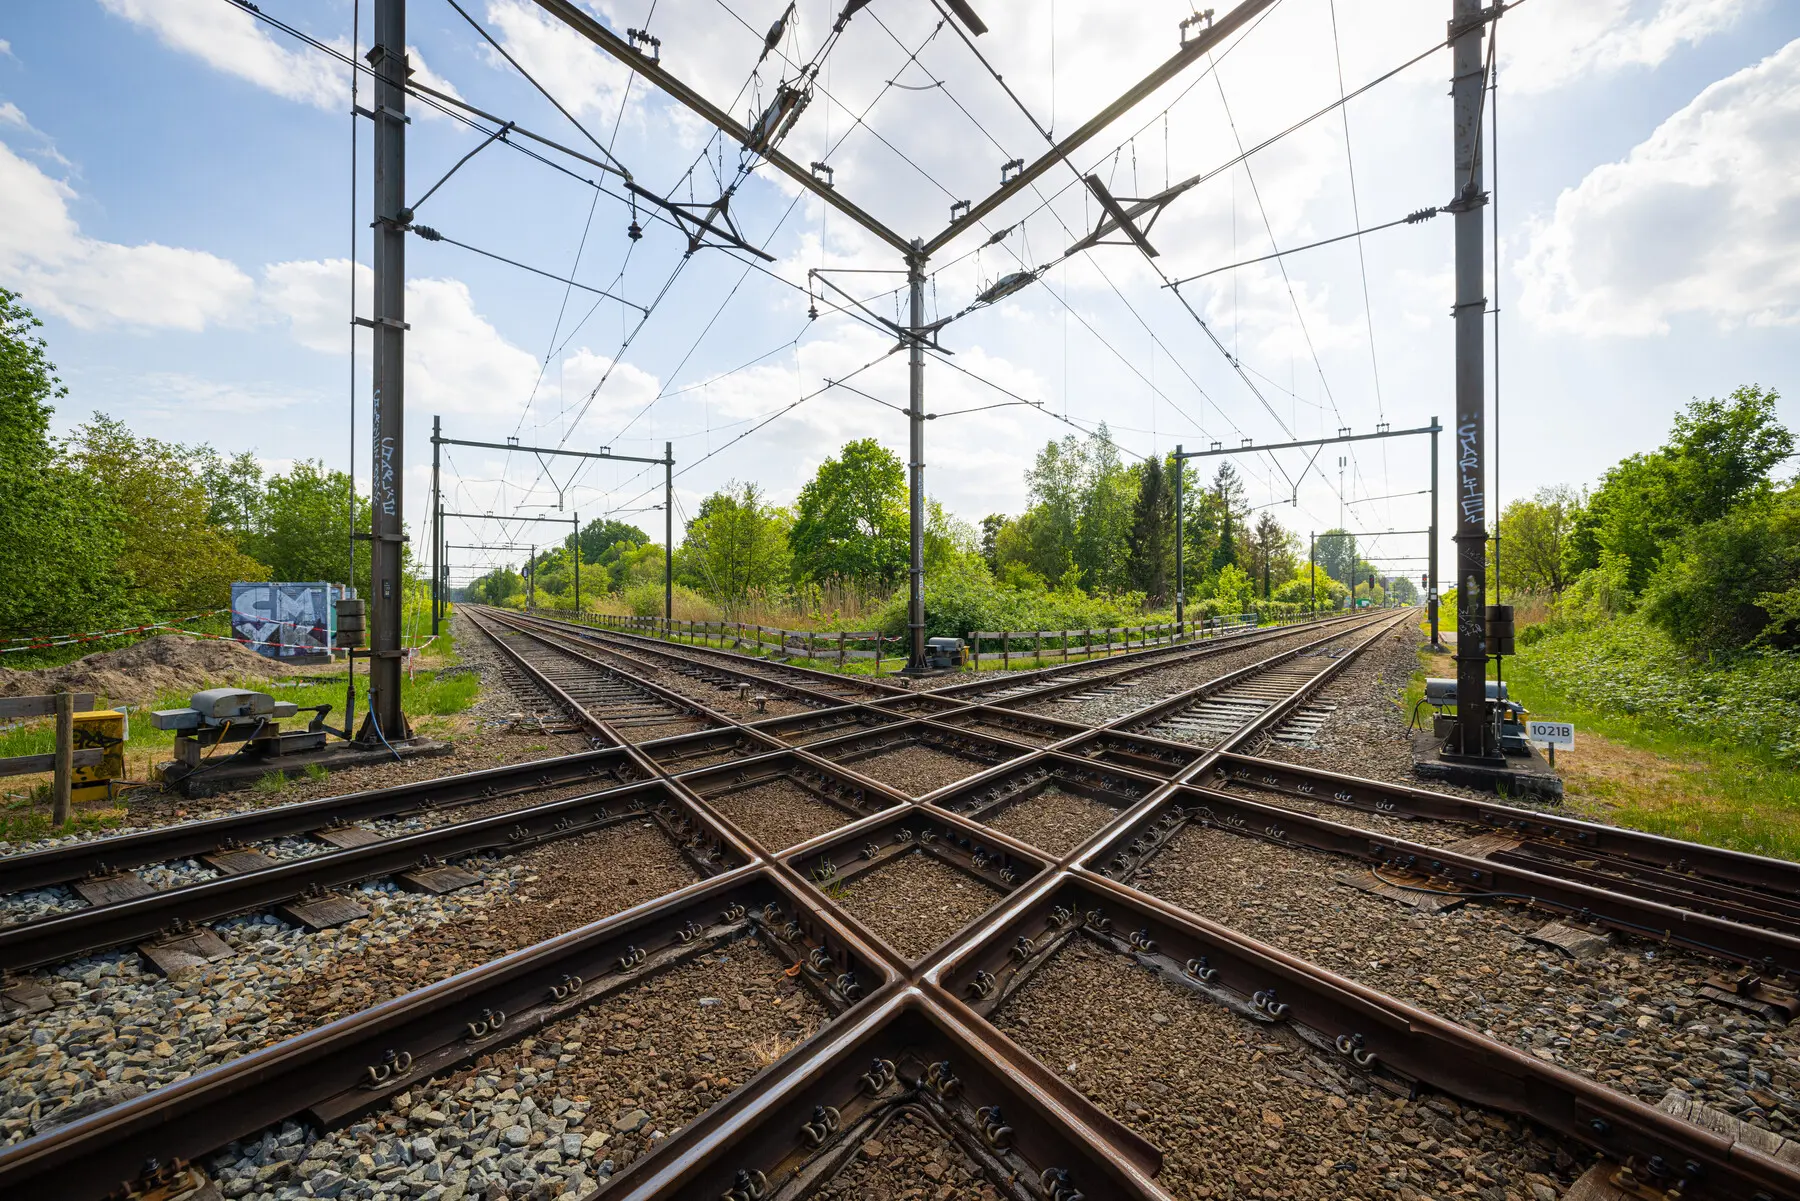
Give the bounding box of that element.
[490,608,889,711]
[508,608,912,697]
[1102,782,1800,971]
[1215,752,1800,903]
[0,869,895,1201]
[17,599,1797,1200]
[468,609,733,735]
[0,747,632,895]
[0,779,742,973]
[926,872,1800,1201]
[527,601,1370,712]
[597,989,1169,1201]
[933,610,1372,702]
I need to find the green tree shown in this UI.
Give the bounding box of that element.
[1211,562,1256,614]
[191,446,266,540]
[250,460,371,589]
[1641,483,1800,654]
[468,567,524,606]
[66,415,269,614]
[0,290,128,634]
[576,518,649,567]
[1496,485,1581,596]
[1314,529,1358,588]
[1666,385,1792,522]
[1125,454,1173,601]
[1563,387,1791,594]
[1246,512,1299,598]
[925,500,979,575]
[1209,463,1248,573]
[789,438,908,588]
[1073,431,1134,593]
[978,513,1006,573]
[677,482,792,608]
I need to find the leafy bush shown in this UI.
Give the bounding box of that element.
[1640,486,1800,654]
[872,559,1152,641]
[1517,614,1800,765]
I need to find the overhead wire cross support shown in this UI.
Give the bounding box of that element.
[1065,174,1195,257]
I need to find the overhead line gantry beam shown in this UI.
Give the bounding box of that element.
[921,0,1275,256]
[529,0,912,256]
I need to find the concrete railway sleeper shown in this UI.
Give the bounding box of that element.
[933,873,1800,1201]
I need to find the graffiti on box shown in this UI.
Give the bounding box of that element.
[231,582,339,659]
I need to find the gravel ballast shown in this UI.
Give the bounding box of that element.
[206,938,830,1201]
[700,778,866,853]
[1137,824,1800,1135]
[982,786,1123,858]
[994,938,1592,1200]
[837,851,1005,961]
[0,821,696,1146]
[812,1110,1002,1200]
[841,745,998,798]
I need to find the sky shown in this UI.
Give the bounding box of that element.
[2,0,1797,591]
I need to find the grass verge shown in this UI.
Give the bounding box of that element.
[1411,619,1800,860]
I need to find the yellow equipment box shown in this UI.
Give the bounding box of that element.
[72,709,126,804]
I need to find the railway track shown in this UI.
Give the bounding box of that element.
[496,608,902,706]
[8,604,1800,1201]
[471,611,723,742]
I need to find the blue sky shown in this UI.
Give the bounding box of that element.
[3,0,1797,589]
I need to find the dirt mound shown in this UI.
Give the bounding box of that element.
[0,635,294,708]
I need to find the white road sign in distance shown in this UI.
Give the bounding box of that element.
[1527,720,1574,749]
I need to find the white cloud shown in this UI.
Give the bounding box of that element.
[483,0,633,120]
[0,102,24,128]
[1517,38,1800,336]
[0,40,14,61]
[98,0,460,117]
[1503,0,1751,95]
[99,0,345,108]
[0,137,253,330]
[263,258,546,417]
